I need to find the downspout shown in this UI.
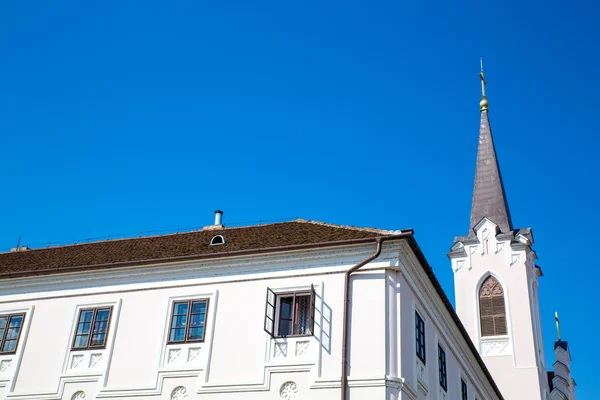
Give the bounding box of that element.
[340,232,413,400]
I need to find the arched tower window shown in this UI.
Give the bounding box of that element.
[479,276,507,336]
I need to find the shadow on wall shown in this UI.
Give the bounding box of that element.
[314,291,332,354]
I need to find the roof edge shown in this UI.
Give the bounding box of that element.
[0,231,414,280]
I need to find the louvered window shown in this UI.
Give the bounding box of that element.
[479,276,507,336]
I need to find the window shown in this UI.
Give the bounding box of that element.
[72,307,112,350]
[264,286,315,338]
[461,378,468,400]
[168,299,208,343]
[479,276,507,336]
[415,311,426,363]
[210,235,225,245]
[0,314,25,354]
[438,345,447,391]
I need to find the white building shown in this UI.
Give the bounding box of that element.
[0,70,575,400]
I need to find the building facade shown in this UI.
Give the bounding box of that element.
[0,220,501,400]
[0,69,576,400]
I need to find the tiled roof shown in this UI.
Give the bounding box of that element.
[0,220,393,278]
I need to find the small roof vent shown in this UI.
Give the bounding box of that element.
[210,235,225,246]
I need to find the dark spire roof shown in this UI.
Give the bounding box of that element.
[469,110,513,234]
[554,340,569,351]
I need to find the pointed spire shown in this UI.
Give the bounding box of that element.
[469,63,513,234]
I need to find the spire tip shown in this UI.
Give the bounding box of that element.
[479,59,488,111]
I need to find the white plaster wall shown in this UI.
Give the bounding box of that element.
[451,219,548,399]
[0,240,503,400]
[396,246,501,400]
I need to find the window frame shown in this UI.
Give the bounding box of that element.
[438,344,447,391]
[71,306,114,351]
[479,275,508,337]
[461,378,468,400]
[264,285,315,338]
[415,311,426,364]
[0,313,26,355]
[167,298,210,344]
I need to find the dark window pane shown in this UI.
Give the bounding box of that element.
[495,316,508,335]
[188,327,204,341]
[190,314,206,327]
[77,322,91,334]
[5,328,20,340]
[480,298,493,316]
[2,339,16,353]
[73,334,89,348]
[0,317,7,329]
[90,334,106,346]
[491,297,505,314]
[174,303,189,315]
[279,319,292,337]
[172,315,187,328]
[9,316,23,328]
[170,328,185,342]
[80,310,94,323]
[481,316,495,336]
[279,297,293,320]
[191,301,206,314]
[95,309,111,321]
[93,321,108,334]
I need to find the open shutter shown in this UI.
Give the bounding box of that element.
[264,287,276,337]
[309,284,316,335]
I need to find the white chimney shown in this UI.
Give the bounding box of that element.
[214,210,223,226]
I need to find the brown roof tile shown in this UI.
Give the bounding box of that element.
[0,220,393,278]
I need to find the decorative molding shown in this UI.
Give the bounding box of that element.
[187,348,201,362]
[279,381,298,400]
[71,355,84,369]
[71,391,86,400]
[0,243,403,301]
[171,386,187,400]
[481,338,511,356]
[510,254,520,266]
[168,349,181,364]
[274,343,288,358]
[89,354,102,368]
[295,341,309,357]
[0,360,12,373]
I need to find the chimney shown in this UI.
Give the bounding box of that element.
[204,210,224,230]
[214,210,223,226]
[10,246,30,252]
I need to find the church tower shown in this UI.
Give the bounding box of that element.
[448,64,550,399]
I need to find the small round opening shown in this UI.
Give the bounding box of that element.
[210,235,225,245]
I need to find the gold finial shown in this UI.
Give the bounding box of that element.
[479,58,488,112]
[555,311,561,341]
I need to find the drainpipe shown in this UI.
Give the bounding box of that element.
[340,232,413,400]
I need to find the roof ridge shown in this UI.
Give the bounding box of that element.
[0,220,291,254]
[293,218,400,235]
[1,219,399,254]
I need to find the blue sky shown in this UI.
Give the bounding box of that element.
[1,0,597,396]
